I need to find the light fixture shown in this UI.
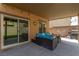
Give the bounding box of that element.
[33,21,37,25]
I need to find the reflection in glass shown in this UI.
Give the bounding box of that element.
[4,17,18,45]
[39,22,46,33]
[19,20,28,42]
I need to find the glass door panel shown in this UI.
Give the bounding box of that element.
[39,22,46,33]
[19,20,28,43]
[4,17,18,46]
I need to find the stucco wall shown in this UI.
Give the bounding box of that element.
[49,26,72,37]
[0,4,49,42]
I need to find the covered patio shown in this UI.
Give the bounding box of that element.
[0,3,79,56]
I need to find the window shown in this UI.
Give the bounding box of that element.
[71,16,78,26]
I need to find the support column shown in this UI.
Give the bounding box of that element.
[0,14,3,50]
[0,14,2,50]
[78,14,79,43]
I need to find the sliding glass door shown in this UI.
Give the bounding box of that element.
[4,17,18,45]
[19,20,28,43]
[3,16,29,46]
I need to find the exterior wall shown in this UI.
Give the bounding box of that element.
[0,4,49,49]
[49,17,71,31]
[0,4,48,39]
[0,14,1,49]
[49,18,72,37]
[49,26,72,37]
[49,18,71,27]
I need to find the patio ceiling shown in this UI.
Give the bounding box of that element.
[4,3,79,20]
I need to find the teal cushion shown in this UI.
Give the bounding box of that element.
[36,32,55,40]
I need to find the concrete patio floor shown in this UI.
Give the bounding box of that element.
[0,38,79,56]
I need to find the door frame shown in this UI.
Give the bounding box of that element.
[0,14,30,50]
